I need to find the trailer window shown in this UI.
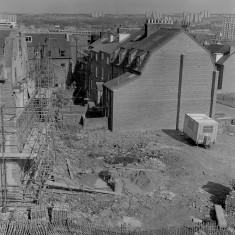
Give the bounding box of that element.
[203,126,213,133]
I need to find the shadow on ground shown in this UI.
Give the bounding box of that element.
[202,181,231,207]
[161,129,195,146]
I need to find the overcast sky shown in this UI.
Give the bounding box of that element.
[0,0,235,14]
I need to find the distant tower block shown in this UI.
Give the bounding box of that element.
[222,15,235,40]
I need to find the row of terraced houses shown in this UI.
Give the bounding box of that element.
[88,21,220,131]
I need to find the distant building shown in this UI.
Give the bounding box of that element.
[183,12,202,23]
[25,33,72,87]
[88,29,134,104]
[201,10,210,18]
[0,13,17,29]
[91,11,105,18]
[69,34,90,69]
[222,15,235,40]
[145,11,162,19]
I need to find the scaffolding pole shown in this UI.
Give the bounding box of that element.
[0,106,7,211]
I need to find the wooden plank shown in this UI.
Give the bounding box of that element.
[210,71,218,118]
[45,180,121,195]
[114,166,158,172]
[215,204,227,228]
[66,159,74,180]
[176,54,184,130]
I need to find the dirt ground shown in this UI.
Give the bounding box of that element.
[46,119,235,230]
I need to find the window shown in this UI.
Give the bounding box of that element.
[61,63,65,67]
[60,51,65,56]
[35,51,40,58]
[95,67,98,77]
[91,52,93,59]
[128,54,132,64]
[101,53,104,60]
[48,51,51,57]
[25,36,32,42]
[136,56,141,66]
[136,53,147,67]
[95,53,98,61]
[107,57,110,64]
[14,67,17,79]
[119,53,124,63]
[101,68,104,80]
[203,126,213,133]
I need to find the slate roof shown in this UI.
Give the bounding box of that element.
[206,44,230,54]
[89,29,145,54]
[90,39,120,54]
[25,33,71,58]
[103,72,139,91]
[118,28,180,51]
[111,28,181,73]
[216,52,235,65]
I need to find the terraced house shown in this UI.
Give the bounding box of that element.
[105,25,219,131]
[25,33,72,88]
[89,29,138,104]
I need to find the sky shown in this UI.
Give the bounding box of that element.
[0,0,235,14]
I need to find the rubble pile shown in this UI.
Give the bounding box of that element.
[38,125,230,229]
[41,128,186,228]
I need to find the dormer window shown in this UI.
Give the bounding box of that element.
[128,54,132,64]
[134,52,148,69]
[127,49,138,65]
[136,56,141,67]
[111,52,115,61]
[119,53,124,63]
[110,48,120,63]
[118,49,127,64]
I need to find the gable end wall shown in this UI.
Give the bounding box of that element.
[112,33,216,131]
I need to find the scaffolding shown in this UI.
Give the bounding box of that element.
[0,45,59,209]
